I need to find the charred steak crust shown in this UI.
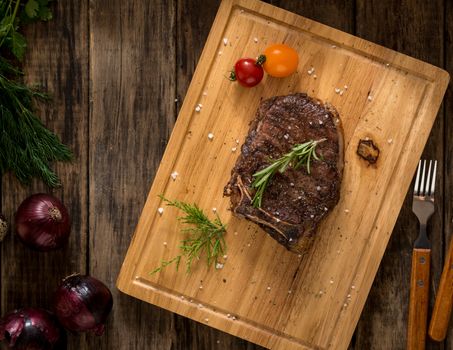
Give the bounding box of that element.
[224,93,344,254]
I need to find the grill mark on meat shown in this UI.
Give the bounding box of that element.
[224,93,344,254]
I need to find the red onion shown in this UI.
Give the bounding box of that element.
[0,308,66,349]
[54,274,113,335]
[15,194,70,251]
[0,214,8,242]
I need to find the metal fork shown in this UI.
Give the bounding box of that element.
[407,160,437,350]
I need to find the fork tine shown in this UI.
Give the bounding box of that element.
[425,160,432,196]
[420,160,426,196]
[414,160,421,195]
[430,160,437,196]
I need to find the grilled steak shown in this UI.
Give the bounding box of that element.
[224,93,344,254]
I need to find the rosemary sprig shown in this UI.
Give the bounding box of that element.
[151,196,227,274]
[251,139,326,208]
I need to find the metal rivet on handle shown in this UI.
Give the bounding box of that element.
[417,280,424,287]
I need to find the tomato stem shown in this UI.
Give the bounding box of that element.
[256,55,266,66]
[228,71,236,81]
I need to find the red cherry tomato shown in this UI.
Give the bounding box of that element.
[233,58,264,87]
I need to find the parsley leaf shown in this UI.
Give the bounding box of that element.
[24,0,39,18]
[9,30,26,60]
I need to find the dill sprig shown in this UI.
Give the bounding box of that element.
[251,139,326,208]
[151,196,227,274]
[0,0,71,187]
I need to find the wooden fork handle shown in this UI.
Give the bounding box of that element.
[407,248,431,350]
[429,239,453,341]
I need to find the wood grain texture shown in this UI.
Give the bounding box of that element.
[354,0,445,349]
[269,0,353,33]
[0,1,452,349]
[117,1,448,349]
[445,1,453,347]
[408,249,431,350]
[88,1,178,349]
[429,237,453,341]
[0,1,89,348]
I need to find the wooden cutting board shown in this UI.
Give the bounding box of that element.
[116,0,449,349]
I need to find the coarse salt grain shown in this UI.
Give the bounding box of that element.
[235,139,240,144]
[313,74,317,79]
[330,279,334,284]
[253,37,258,43]
[247,243,251,247]
[227,313,231,318]
[344,85,348,90]
[288,290,292,294]
[232,316,237,320]
[231,147,237,152]
[367,95,373,101]
[223,254,228,259]
[276,218,281,223]
[309,121,313,125]
[163,241,167,246]
[335,88,341,94]
[283,134,289,139]
[158,207,164,215]
[195,105,201,112]
[216,262,224,269]
[339,90,344,96]
[171,171,179,180]
[216,340,220,344]
[387,138,393,144]
[332,45,336,48]
[175,98,178,102]
[385,63,390,67]
[267,286,271,291]
[351,285,356,289]
[319,120,323,125]
[203,91,207,96]
[319,290,324,295]
[310,214,314,218]
[316,186,321,191]
[297,196,302,199]
[324,207,328,211]
[223,38,228,46]
[298,254,302,258]
[205,318,209,322]
[347,294,351,298]
[218,51,222,55]
[208,133,214,140]
[234,231,238,236]
[212,207,217,213]
[290,182,295,187]
[199,285,203,289]
[344,209,350,213]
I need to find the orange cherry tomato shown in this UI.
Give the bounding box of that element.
[263,44,299,78]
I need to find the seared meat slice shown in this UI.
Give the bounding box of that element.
[224,93,344,254]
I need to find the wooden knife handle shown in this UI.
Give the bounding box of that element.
[429,239,453,341]
[407,248,431,350]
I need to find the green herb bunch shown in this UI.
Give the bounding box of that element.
[0,0,72,187]
[151,196,227,274]
[251,139,326,208]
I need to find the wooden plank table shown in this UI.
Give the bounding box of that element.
[0,1,451,349]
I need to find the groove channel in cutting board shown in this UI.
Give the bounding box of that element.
[117,1,449,349]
